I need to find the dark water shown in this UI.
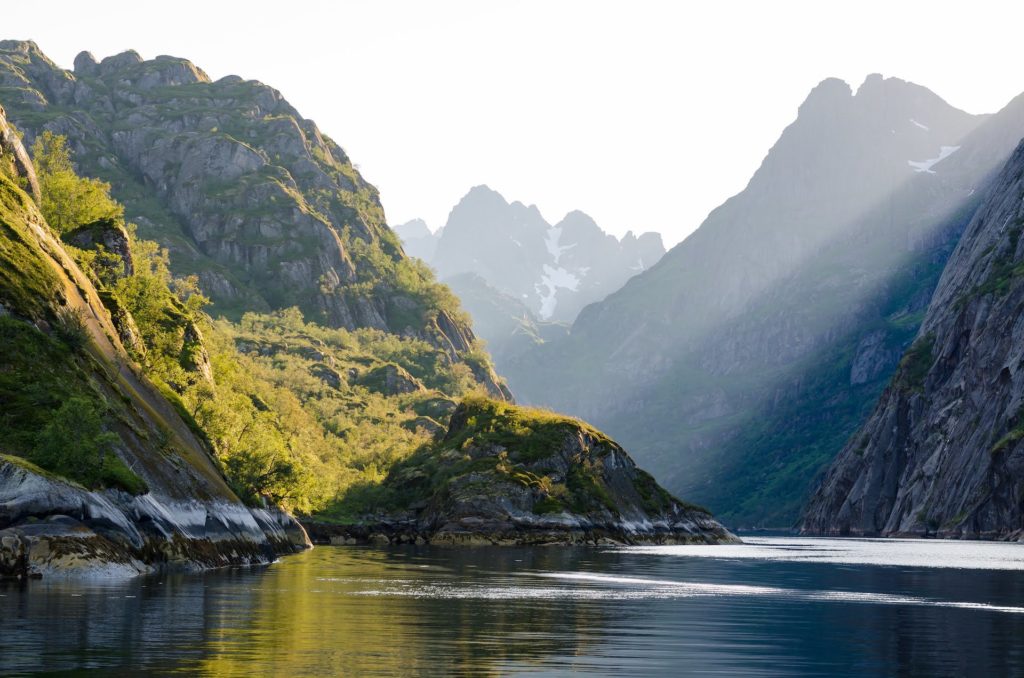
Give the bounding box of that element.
[2,537,1024,676]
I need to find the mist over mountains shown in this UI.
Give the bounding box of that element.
[500,74,1024,526]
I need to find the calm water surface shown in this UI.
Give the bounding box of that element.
[2,536,1024,676]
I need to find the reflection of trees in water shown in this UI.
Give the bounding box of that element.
[0,573,219,673]
[195,546,625,676]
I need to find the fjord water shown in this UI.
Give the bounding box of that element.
[2,538,1023,676]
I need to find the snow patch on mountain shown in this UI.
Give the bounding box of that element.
[544,226,575,261]
[908,145,960,174]
[536,264,580,319]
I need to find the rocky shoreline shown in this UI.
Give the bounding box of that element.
[0,458,310,580]
[302,512,740,547]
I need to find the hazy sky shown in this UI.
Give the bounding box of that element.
[7,1,1024,245]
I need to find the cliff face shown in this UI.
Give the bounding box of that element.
[504,75,1024,525]
[0,120,309,577]
[0,41,509,398]
[801,142,1024,541]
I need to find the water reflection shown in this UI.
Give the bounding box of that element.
[1,539,1022,676]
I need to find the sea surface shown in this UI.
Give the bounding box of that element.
[2,536,1024,676]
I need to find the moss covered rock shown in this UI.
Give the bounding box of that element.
[316,397,738,545]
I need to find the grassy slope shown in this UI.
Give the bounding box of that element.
[0,172,236,498]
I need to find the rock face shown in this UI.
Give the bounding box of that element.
[64,217,135,277]
[0,456,308,579]
[0,103,40,203]
[307,398,738,546]
[503,75,1024,525]
[0,147,309,578]
[801,141,1024,541]
[0,40,506,400]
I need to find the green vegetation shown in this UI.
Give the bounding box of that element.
[895,334,936,393]
[991,406,1024,455]
[439,396,613,462]
[32,131,123,234]
[0,315,147,494]
[2,133,501,511]
[957,222,1024,307]
[33,397,147,494]
[319,396,675,522]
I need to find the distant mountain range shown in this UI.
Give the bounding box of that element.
[501,74,1024,527]
[394,186,664,370]
[396,186,664,323]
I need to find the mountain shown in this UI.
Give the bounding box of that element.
[0,105,308,578]
[0,40,509,399]
[411,185,665,323]
[801,138,1024,540]
[504,74,1024,526]
[394,185,663,366]
[394,218,438,262]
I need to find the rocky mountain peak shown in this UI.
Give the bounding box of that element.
[99,49,143,70]
[395,217,431,239]
[72,50,97,75]
[0,39,43,56]
[797,77,852,115]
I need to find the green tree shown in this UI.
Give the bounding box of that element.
[31,131,123,233]
[33,396,119,485]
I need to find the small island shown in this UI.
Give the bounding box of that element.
[305,397,739,546]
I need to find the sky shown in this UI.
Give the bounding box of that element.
[7,1,1024,246]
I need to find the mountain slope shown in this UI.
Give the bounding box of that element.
[0,40,510,399]
[506,75,1024,525]
[801,140,1024,540]
[441,272,568,376]
[0,110,308,578]
[1,42,727,551]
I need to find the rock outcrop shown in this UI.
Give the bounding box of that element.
[0,456,308,579]
[306,398,738,546]
[0,102,39,203]
[64,217,134,277]
[801,140,1024,541]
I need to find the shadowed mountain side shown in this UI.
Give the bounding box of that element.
[802,138,1024,540]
